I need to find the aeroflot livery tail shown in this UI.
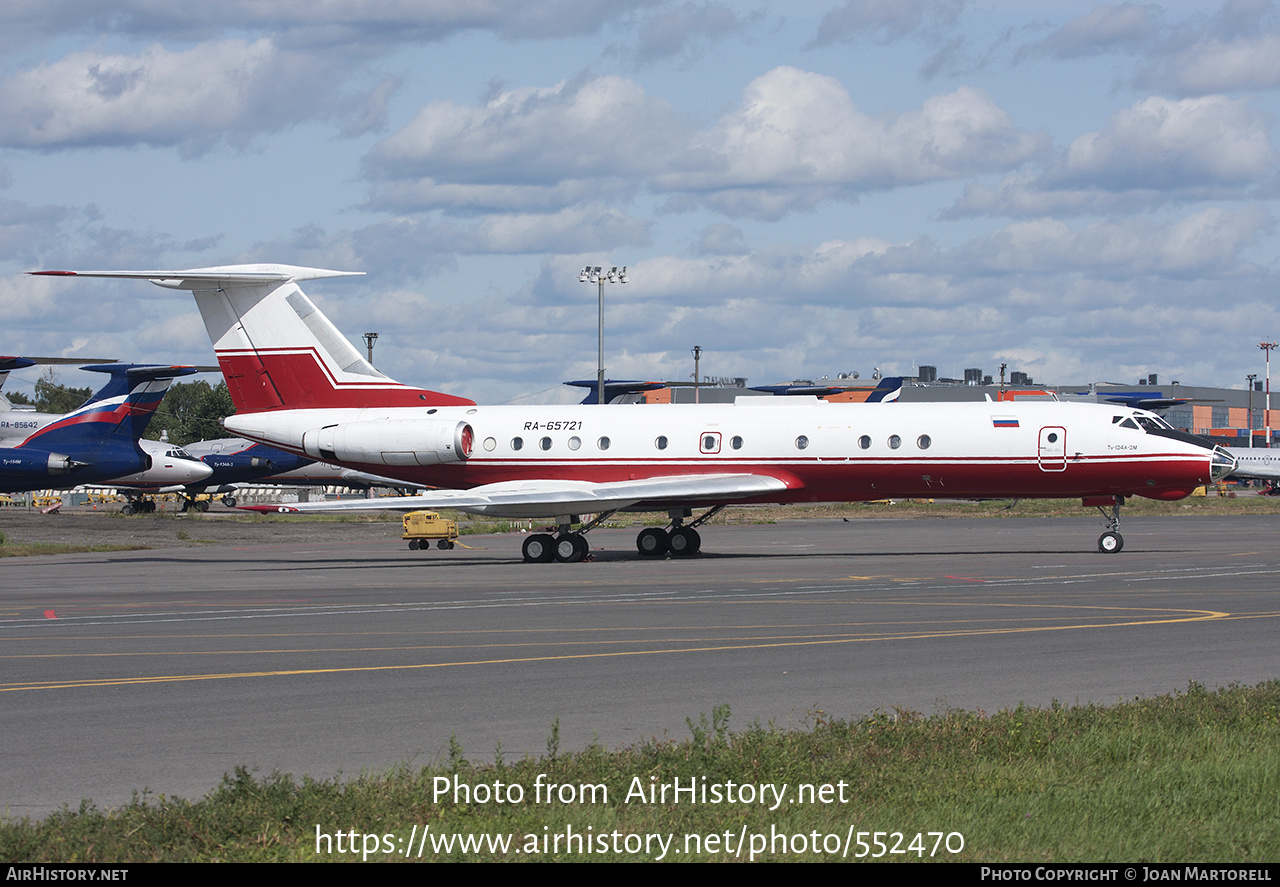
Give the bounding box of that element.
[0,363,198,493]
[32,265,1235,561]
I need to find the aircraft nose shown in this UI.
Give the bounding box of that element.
[1210,446,1236,482]
[188,461,214,482]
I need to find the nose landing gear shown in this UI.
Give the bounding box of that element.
[1093,495,1125,553]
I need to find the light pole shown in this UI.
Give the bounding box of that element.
[579,265,627,405]
[1247,373,1257,447]
[691,345,702,404]
[363,332,379,366]
[1262,343,1276,447]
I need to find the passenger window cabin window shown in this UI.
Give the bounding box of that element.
[795,435,809,450]
[540,437,552,450]
[511,437,523,451]
[917,435,931,449]
[731,436,743,450]
[656,436,668,450]
[597,436,611,450]
[888,435,901,449]
[858,435,871,449]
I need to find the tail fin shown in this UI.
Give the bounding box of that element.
[0,357,36,392]
[564,379,667,404]
[867,376,902,403]
[22,364,196,449]
[0,357,35,409]
[30,266,476,413]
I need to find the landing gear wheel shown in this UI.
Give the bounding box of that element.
[523,533,556,563]
[668,526,701,556]
[222,496,237,508]
[121,503,136,516]
[437,539,454,550]
[195,499,209,512]
[1098,531,1124,553]
[555,534,588,563]
[637,527,669,557]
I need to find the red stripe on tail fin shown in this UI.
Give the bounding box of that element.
[217,350,474,411]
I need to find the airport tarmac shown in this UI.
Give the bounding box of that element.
[1,511,1278,819]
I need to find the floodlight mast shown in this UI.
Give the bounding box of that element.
[579,265,627,405]
[1263,342,1277,448]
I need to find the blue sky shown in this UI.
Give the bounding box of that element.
[3,0,1279,404]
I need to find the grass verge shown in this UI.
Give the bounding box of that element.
[2,682,1276,862]
[0,542,149,558]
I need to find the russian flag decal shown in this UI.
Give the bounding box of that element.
[992,417,1019,428]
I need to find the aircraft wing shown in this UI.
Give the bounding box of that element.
[251,473,790,518]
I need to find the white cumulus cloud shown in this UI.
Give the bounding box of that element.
[0,39,333,153]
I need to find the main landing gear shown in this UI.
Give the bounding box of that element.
[635,506,725,559]
[120,494,155,515]
[1094,495,1125,553]
[520,505,727,564]
[179,495,209,513]
[522,510,618,564]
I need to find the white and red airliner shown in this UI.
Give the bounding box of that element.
[32,265,1236,562]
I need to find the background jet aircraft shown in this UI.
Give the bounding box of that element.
[177,437,422,508]
[1222,447,1280,480]
[0,364,209,494]
[563,379,667,404]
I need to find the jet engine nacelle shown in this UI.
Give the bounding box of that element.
[0,449,74,476]
[301,419,474,467]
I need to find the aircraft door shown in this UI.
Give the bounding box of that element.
[1038,426,1066,471]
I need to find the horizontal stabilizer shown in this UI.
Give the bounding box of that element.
[31,265,363,288]
[81,364,199,405]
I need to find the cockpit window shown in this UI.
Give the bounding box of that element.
[1119,418,1140,430]
[1135,416,1172,432]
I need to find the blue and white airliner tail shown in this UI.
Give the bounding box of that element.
[0,364,198,493]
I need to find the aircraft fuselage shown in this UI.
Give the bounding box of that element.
[227,399,1226,507]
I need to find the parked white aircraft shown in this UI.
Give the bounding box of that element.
[32,266,1236,560]
[112,439,214,511]
[1223,447,1280,480]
